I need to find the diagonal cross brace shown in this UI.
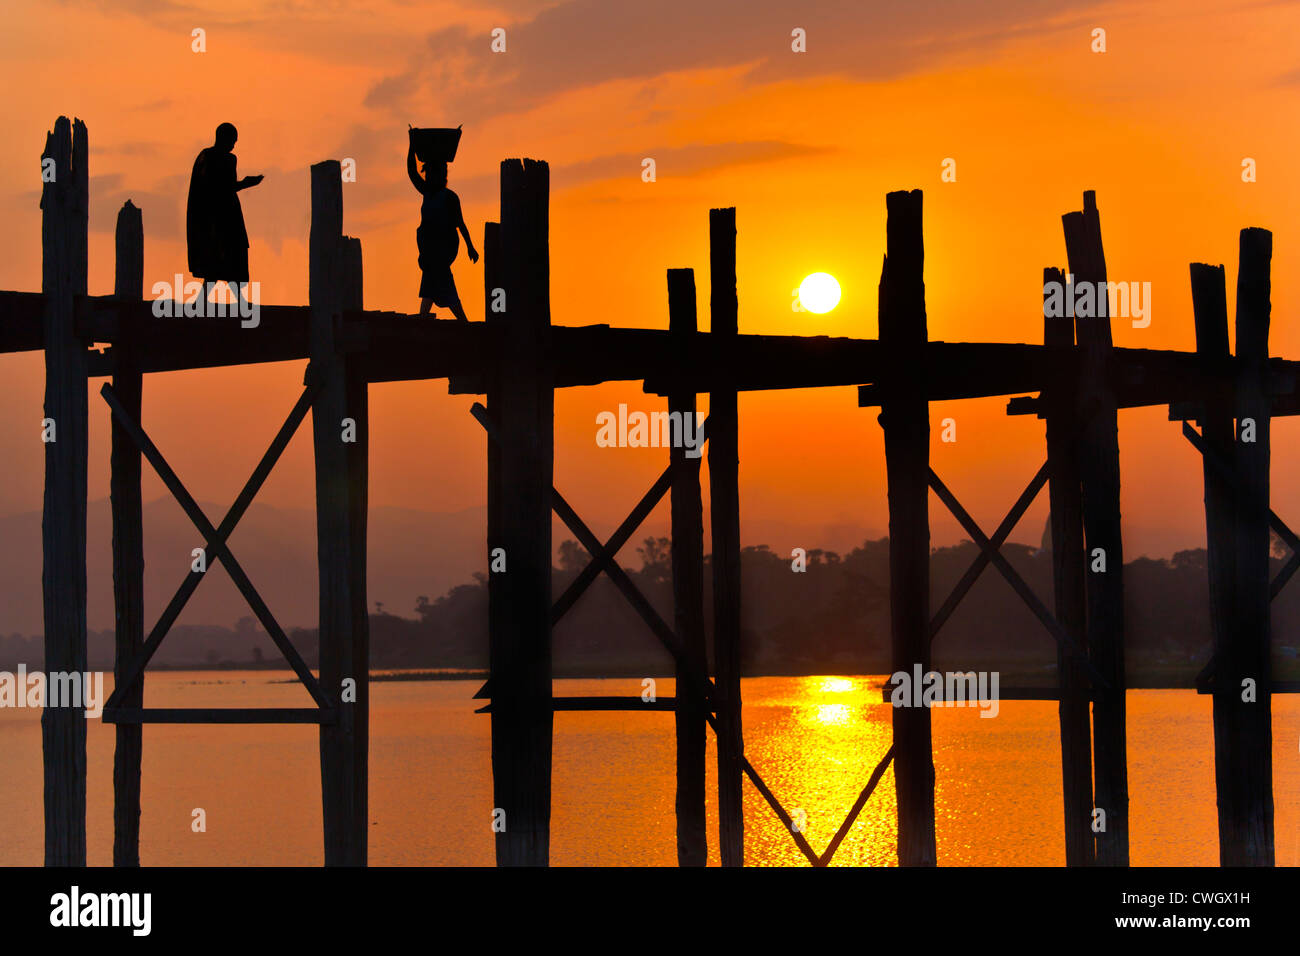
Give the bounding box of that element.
[470,402,820,864]
[816,744,895,866]
[557,506,824,862]
[823,401,1124,866]
[1181,421,1300,600]
[546,484,826,861]
[818,465,1056,866]
[101,382,332,712]
[930,468,1109,690]
[551,418,707,626]
[930,463,1050,642]
[551,466,671,624]
[1181,420,1296,690]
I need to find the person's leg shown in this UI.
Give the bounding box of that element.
[228,281,260,327]
[200,280,222,317]
[419,297,433,316]
[447,297,469,322]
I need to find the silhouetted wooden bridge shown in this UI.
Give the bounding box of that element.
[4,116,1290,867]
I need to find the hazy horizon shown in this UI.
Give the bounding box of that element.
[0,490,1220,635]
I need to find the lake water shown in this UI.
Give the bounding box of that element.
[0,672,1296,866]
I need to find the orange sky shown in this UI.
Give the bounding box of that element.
[1,0,1298,572]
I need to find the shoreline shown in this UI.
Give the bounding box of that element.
[152,665,1232,690]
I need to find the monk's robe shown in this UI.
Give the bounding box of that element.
[186,147,250,282]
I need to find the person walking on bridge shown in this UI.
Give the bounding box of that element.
[408,129,477,320]
[187,122,263,314]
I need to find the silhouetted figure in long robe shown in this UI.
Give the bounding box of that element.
[187,123,263,310]
[408,132,477,319]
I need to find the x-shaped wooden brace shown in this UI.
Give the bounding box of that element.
[816,461,1109,866]
[101,380,333,720]
[1180,420,1299,691]
[470,402,824,864]
[930,466,1108,688]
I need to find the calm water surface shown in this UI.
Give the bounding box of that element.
[0,672,1296,866]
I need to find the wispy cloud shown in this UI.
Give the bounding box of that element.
[1276,65,1300,85]
[365,0,1108,122]
[452,139,834,202]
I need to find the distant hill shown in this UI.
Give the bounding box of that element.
[3,535,1289,686]
[7,496,1292,685]
[379,538,1298,684]
[0,498,490,636]
[0,498,880,636]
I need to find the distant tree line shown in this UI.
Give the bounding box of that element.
[3,538,1298,685]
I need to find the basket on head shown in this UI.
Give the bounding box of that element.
[410,125,462,163]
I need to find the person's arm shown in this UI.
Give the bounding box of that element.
[229,154,263,191]
[407,138,424,193]
[455,194,479,262]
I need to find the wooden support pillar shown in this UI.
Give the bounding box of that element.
[41,115,89,867]
[1062,191,1129,865]
[310,161,369,866]
[668,267,707,867]
[344,241,369,862]
[1226,231,1275,864]
[483,219,505,775]
[492,159,554,866]
[1042,267,1094,866]
[708,208,744,867]
[878,189,936,866]
[1192,261,1244,864]
[111,200,144,867]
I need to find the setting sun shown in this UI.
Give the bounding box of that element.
[798,272,841,314]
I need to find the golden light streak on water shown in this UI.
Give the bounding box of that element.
[0,672,1295,866]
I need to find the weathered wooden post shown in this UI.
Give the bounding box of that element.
[483,220,505,788]
[668,267,707,866]
[310,160,369,866]
[877,189,936,866]
[492,160,554,866]
[1062,191,1129,865]
[344,232,369,863]
[111,200,144,867]
[1228,231,1275,865]
[1191,261,1245,864]
[41,115,89,867]
[708,208,744,867]
[1042,267,1094,866]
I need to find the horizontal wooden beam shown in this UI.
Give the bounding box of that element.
[1199,681,1300,695]
[1010,355,1300,417]
[103,707,334,724]
[87,302,312,375]
[0,291,47,350]
[474,697,679,713]
[880,682,1300,701]
[8,292,1300,404]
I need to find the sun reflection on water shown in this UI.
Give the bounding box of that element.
[818,677,856,694]
[812,703,852,726]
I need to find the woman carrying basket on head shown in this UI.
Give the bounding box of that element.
[408,127,477,320]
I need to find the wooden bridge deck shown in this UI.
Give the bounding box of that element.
[2,289,1294,413]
